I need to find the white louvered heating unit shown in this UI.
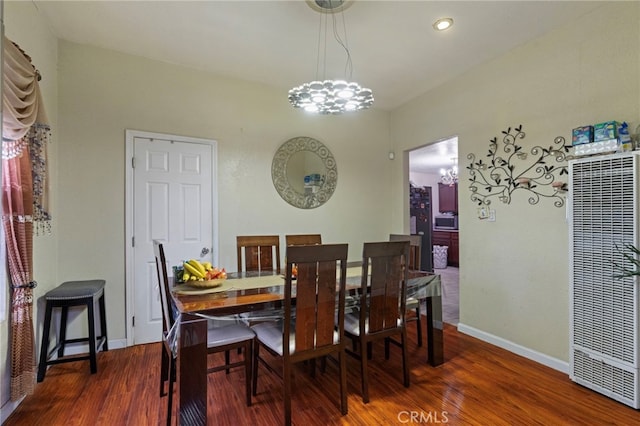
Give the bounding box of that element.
[569,152,640,408]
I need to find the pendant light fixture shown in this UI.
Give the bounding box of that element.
[288,0,374,114]
[440,158,459,186]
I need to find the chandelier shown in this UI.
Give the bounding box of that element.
[288,0,374,114]
[440,158,458,186]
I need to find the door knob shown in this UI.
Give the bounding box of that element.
[200,247,210,257]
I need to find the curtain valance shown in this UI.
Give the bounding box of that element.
[2,36,51,235]
[2,35,48,144]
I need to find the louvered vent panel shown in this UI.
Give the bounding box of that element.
[569,153,639,408]
[573,349,637,406]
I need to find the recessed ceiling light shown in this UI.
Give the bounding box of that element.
[433,18,453,31]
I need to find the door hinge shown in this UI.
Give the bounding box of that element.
[132,236,135,247]
[131,157,136,168]
[132,316,135,327]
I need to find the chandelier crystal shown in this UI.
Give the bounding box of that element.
[440,159,458,186]
[289,0,373,114]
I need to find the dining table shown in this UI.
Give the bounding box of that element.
[168,266,444,425]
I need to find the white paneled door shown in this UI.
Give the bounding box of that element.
[130,133,216,345]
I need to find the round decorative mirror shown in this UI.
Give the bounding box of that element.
[272,136,337,209]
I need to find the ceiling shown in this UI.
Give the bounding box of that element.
[32,0,605,173]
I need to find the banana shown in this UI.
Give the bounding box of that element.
[183,261,204,278]
[182,270,191,281]
[188,259,206,276]
[203,261,213,271]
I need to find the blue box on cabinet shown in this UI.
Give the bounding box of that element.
[572,126,594,146]
[593,121,620,142]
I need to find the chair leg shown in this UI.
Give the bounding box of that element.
[37,302,54,382]
[284,356,292,426]
[339,349,348,415]
[401,329,410,388]
[309,358,316,378]
[384,337,390,360]
[361,337,370,404]
[160,345,169,397]
[166,358,174,426]
[225,350,231,374]
[244,340,253,407]
[415,306,423,347]
[252,342,260,396]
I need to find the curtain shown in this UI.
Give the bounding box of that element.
[2,35,51,401]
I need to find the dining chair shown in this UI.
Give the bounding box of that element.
[237,235,281,274]
[153,241,256,425]
[285,233,322,246]
[345,240,411,403]
[389,234,423,346]
[251,243,349,426]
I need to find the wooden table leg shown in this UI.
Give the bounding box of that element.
[178,313,208,425]
[425,295,444,366]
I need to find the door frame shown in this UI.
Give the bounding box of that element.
[124,129,219,347]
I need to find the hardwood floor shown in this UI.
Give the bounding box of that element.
[5,323,640,425]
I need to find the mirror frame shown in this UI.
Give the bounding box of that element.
[272,136,338,209]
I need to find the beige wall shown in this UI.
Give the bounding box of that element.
[391,2,640,363]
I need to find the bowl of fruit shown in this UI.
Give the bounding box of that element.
[179,259,227,288]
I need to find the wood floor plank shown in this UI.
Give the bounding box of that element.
[5,322,640,425]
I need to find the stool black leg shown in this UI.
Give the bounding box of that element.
[59,306,68,358]
[38,302,54,382]
[99,293,108,351]
[87,299,97,374]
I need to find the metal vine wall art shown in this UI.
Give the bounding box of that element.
[467,125,571,207]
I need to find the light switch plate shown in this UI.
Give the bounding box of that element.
[477,206,488,219]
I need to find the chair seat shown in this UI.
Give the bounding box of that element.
[45,280,105,301]
[343,311,402,336]
[252,320,339,356]
[207,323,255,348]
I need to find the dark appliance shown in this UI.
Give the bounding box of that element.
[409,184,433,272]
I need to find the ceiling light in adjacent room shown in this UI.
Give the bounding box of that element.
[440,158,458,186]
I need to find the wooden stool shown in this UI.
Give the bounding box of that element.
[37,280,108,382]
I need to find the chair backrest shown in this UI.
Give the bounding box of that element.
[285,234,322,246]
[389,234,422,270]
[236,235,281,273]
[360,241,410,335]
[283,243,349,358]
[153,240,175,333]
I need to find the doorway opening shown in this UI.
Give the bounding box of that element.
[408,136,459,325]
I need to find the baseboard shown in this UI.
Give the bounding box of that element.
[457,322,569,374]
[1,396,25,424]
